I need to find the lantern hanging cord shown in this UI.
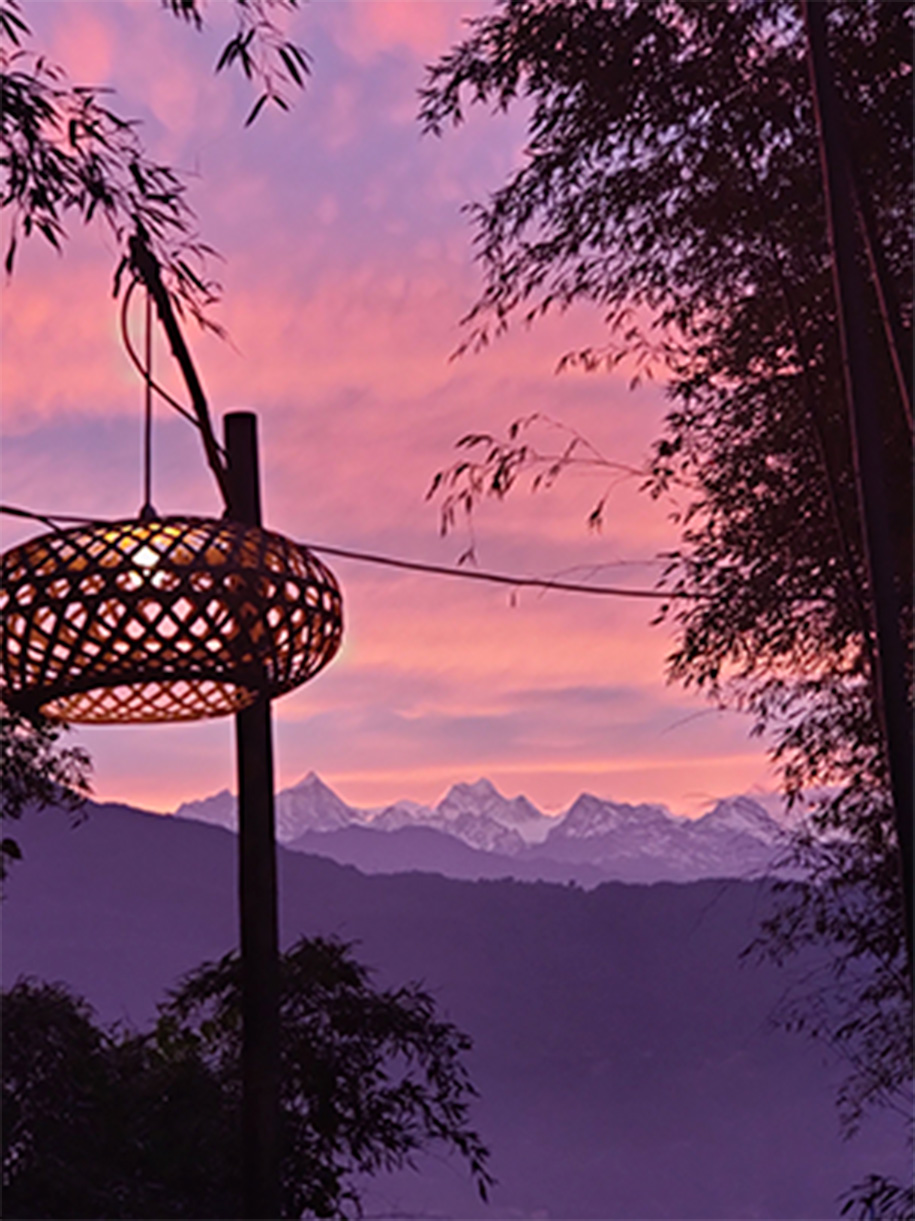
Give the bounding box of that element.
[0,502,697,600]
[143,286,153,514]
[120,276,227,454]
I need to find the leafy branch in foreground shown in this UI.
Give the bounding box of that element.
[1,1,211,321]
[163,0,311,127]
[0,0,310,321]
[0,700,91,881]
[421,1,913,1198]
[428,412,647,563]
[2,938,493,1219]
[840,1173,915,1221]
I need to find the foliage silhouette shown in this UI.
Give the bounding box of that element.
[421,0,913,1197]
[840,1173,915,1221]
[1,0,308,323]
[0,701,90,881]
[2,937,492,1218]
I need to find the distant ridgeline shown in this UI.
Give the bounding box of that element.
[174,773,794,886]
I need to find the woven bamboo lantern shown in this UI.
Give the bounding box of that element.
[0,514,343,724]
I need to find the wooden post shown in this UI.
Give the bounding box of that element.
[127,237,284,1212]
[225,411,282,1218]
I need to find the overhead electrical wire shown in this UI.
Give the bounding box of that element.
[300,539,688,599]
[0,503,690,600]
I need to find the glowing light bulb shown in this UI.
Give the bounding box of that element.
[132,544,159,570]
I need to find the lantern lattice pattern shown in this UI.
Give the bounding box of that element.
[0,516,343,723]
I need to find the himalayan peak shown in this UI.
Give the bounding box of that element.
[172,775,791,885]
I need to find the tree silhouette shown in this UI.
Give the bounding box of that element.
[1,0,309,322]
[421,0,912,1199]
[2,937,493,1219]
[0,701,91,880]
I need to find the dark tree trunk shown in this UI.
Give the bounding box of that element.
[804,0,914,969]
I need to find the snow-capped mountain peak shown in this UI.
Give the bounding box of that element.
[173,788,236,832]
[172,776,792,883]
[436,778,552,844]
[555,793,677,839]
[173,773,360,844]
[691,796,785,846]
[288,770,321,791]
[440,778,500,806]
[368,800,436,833]
[274,773,357,840]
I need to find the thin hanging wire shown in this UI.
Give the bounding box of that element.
[119,277,227,451]
[141,286,155,518]
[0,502,766,604]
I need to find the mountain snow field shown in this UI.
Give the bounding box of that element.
[173,774,795,886]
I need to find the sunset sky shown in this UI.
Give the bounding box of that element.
[1,0,777,817]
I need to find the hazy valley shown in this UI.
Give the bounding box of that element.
[3,795,908,1219]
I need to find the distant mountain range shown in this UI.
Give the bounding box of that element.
[173,774,794,886]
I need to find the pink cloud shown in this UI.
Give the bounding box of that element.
[2,0,775,820]
[1,252,135,429]
[37,0,236,150]
[42,2,115,85]
[316,751,776,819]
[330,0,487,65]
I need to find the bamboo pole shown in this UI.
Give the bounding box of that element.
[803,1,913,968]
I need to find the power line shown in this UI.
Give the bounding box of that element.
[0,503,687,600]
[304,539,688,599]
